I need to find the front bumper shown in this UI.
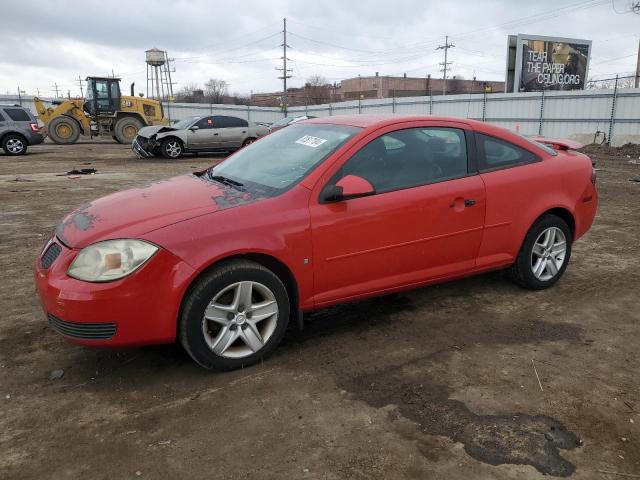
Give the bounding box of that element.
[34,237,196,347]
[132,136,155,158]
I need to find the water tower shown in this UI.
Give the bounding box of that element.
[145,48,174,100]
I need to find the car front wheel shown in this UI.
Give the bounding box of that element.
[180,260,290,370]
[161,138,183,159]
[510,214,572,289]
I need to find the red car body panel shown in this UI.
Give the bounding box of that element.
[35,115,598,348]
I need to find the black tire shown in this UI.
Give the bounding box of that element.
[242,137,256,148]
[180,260,290,371]
[114,117,143,144]
[509,214,573,290]
[2,133,28,155]
[161,137,184,159]
[48,116,81,144]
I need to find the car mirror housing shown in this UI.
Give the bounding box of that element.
[189,126,199,131]
[322,175,375,202]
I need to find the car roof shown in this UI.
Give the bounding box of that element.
[304,114,485,129]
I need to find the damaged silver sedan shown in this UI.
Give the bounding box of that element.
[132,115,269,159]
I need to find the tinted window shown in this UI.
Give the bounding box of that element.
[477,134,538,171]
[0,110,5,121]
[215,116,246,128]
[4,108,31,122]
[338,127,468,193]
[195,116,215,129]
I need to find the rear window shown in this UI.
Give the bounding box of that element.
[0,111,5,121]
[3,108,31,122]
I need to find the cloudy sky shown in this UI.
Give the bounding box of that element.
[1,0,638,98]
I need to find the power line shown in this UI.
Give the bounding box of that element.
[437,36,455,95]
[77,76,84,97]
[276,18,292,115]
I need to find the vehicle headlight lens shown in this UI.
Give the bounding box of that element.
[67,239,158,282]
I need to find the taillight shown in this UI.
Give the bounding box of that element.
[591,167,597,185]
[30,122,39,132]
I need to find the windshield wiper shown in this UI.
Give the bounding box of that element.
[209,174,245,190]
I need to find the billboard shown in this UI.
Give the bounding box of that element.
[505,34,591,93]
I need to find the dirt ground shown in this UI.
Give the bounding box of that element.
[1,140,639,480]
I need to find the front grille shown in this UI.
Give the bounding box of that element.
[41,243,61,269]
[48,314,116,340]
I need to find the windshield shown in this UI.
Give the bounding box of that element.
[210,123,360,192]
[270,117,294,128]
[173,116,201,129]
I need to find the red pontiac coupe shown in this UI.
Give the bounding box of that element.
[35,115,598,370]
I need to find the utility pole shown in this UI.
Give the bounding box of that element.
[635,39,640,89]
[276,17,292,116]
[437,35,454,95]
[77,76,85,97]
[17,86,22,106]
[53,83,60,98]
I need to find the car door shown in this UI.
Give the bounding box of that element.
[309,122,486,306]
[214,116,247,149]
[187,116,220,149]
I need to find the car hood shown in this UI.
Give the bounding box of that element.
[55,173,266,249]
[137,125,178,138]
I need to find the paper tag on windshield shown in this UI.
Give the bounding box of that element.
[295,135,327,148]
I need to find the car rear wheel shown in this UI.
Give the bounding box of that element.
[2,134,27,155]
[242,137,256,148]
[180,260,290,370]
[161,138,183,159]
[510,214,572,290]
[48,116,81,144]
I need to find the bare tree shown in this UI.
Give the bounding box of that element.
[204,79,228,104]
[175,83,202,103]
[586,76,636,90]
[304,74,331,105]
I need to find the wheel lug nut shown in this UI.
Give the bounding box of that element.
[246,312,252,319]
[227,313,234,320]
[229,324,238,331]
[241,324,248,330]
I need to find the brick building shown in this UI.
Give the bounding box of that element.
[338,73,505,99]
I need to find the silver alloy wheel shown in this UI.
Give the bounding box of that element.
[165,141,182,158]
[202,281,279,359]
[6,138,24,153]
[530,226,567,281]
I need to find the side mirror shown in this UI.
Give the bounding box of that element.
[189,126,200,131]
[321,175,375,202]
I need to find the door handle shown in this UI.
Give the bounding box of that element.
[464,199,476,207]
[213,133,219,136]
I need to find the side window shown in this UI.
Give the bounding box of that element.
[0,110,5,121]
[215,116,246,128]
[213,116,231,128]
[4,108,31,122]
[477,134,539,172]
[195,116,215,129]
[338,127,468,193]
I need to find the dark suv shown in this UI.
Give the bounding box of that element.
[0,105,44,155]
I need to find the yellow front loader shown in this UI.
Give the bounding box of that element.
[34,76,169,144]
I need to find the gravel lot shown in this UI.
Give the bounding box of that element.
[1,140,638,479]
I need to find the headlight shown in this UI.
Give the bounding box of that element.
[67,239,158,282]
